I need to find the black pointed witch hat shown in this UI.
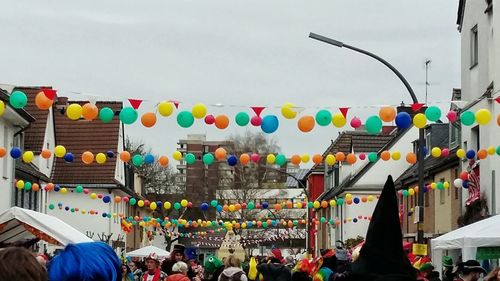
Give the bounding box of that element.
[349,175,417,281]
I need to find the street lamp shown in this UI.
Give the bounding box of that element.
[309,32,426,245]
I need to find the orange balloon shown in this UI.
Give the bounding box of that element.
[346,199,353,205]
[288,221,294,228]
[298,115,315,132]
[335,152,346,162]
[141,112,157,128]
[215,148,227,160]
[0,147,6,158]
[477,149,488,160]
[41,149,51,159]
[312,154,323,164]
[215,115,230,129]
[158,156,169,166]
[223,205,229,212]
[120,151,131,162]
[406,152,417,164]
[321,201,328,208]
[291,154,301,165]
[380,151,391,161]
[81,151,94,164]
[235,203,241,211]
[45,183,54,191]
[346,153,357,165]
[286,201,293,209]
[497,114,500,126]
[32,183,40,192]
[115,196,122,203]
[361,196,367,202]
[379,106,397,122]
[82,103,98,121]
[239,153,250,165]
[274,204,282,211]
[35,92,53,110]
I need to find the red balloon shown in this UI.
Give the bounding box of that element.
[251,153,260,163]
[460,171,469,181]
[251,116,262,126]
[442,148,450,158]
[204,114,215,125]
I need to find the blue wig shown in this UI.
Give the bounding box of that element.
[48,242,122,281]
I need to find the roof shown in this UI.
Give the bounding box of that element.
[15,161,51,183]
[0,89,36,123]
[286,169,309,188]
[14,87,51,152]
[51,100,123,185]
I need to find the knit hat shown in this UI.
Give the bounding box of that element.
[419,263,434,273]
[442,256,453,268]
[271,249,284,262]
[204,255,223,273]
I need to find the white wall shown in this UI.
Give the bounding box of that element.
[115,124,125,186]
[332,192,378,241]
[36,107,55,178]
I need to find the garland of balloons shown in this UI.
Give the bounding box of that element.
[3,89,500,134]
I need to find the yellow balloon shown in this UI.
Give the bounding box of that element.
[16,180,24,189]
[158,101,174,117]
[345,193,353,200]
[173,151,183,161]
[228,205,235,212]
[164,201,171,209]
[113,213,117,218]
[181,199,188,207]
[281,103,297,119]
[313,201,320,209]
[301,154,310,163]
[475,109,491,125]
[456,149,466,158]
[391,151,401,160]
[431,147,442,158]
[66,103,83,120]
[325,154,336,166]
[413,113,427,129]
[332,113,347,128]
[90,193,97,199]
[266,154,276,164]
[241,222,247,229]
[443,181,450,189]
[137,200,144,207]
[192,103,207,119]
[150,202,157,210]
[431,183,437,189]
[367,195,374,202]
[61,187,67,194]
[139,221,145,227]
[22,151,34,163]
[487,146,496,155]
[0,100,4,116]
[96,153,107,164]
[54,145,66,158]
[408,188,415,196]
[329,200,337,207]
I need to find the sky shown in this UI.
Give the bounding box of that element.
[0,0,461,163]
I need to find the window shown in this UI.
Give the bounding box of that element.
[471,25,478,67]
[2,125,8,178]
[204,146,209,153]
[424,191,430,207]
[439,178,446,204]
[450,123,459,148]
[471,126,480,151]
[454,169,459,200]
[425,132,431,157]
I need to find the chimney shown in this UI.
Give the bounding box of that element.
[55,96,68,110]
[396,102,427,119]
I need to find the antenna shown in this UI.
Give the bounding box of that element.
[424,59,431,104]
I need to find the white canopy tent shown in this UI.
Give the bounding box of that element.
[127,245,170,258]
[0,207,93,246]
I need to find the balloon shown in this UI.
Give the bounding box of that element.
[431,147,442,158]
[0,100,4,116]
[350,117,362,128]
[281,103,298,119]
[359,153,366,160]
[132,155,143,166]
[460,171,469,181]
[368,152,378,162]
[9,91,27,109]
[425,106,442,122]
[99,107,115,123]
[215,115,230,129]
[366,116,382,134]
[475,109,491,125]
[215,148,227,160]
[353,197,360,204]
[227,155,238,166]
[325,154,336,166]
[275,154,286,166]
[181,199,188,207]
[332,113,347,128]
[446,111,458,122]
[96,153,107,164]
[39,149,51,159]
[10,147,21,159]
[466,150,476,159]
[16,180,24,189]
[235,112,250,126]
[119,107,138,124]
[90,193,97,199]
[477,149,487,159]
[185,153,196,164]
[437,182,444,190]
[266,154,276,164]
[120,151,131,162]
[298,115,315,132]
[203,153,214,165]
[454,178,463,188]
[406,153,417,164]
[177,111,195,128]
[312,154,323,165]
[22,151,34,163]
[413,113,427,129]
[380,151,391,161]
[379,107,396,122]
[141,154,153,164]
[32,183,40,191]
[150,202,157,210]
[54,145,66,158]
[250,153,260,163]
[66,103,83,120]
[442,148,450,157]
[81,103,98,120]
[462,180,469,188]
[395,112,412,129]
[129,198,137,205]
[81,151,94,164]
[402,190,409,197]
[192,103,207,119]
[173,151,183,161]
[487,146,496,155]
[158,156,169,166]
[290,154,301,165]
[35,92,53,110]
[247,202,255,210]
[141,112,157,127]
[313,201,320,209]
[158,101,174,117]
[335,152,345,162]
[64,153,74,162]
[201,203,209,211]
[497,145,500,156]
[163,201,172,209]
[315,110,332,126]
[346,153,356,164]
[456,149,466,158]
[103,195,111,203]
[261,115,279,133]
[301,154,310,163]
[228,205,236,212]
[211,200,218,207]
[250,115,262,126]
[137,200,144,207]
[204,114,215,125]
[239,153,250,165]
[460,111,475,126]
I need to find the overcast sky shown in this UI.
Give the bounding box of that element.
[0,0,460,163]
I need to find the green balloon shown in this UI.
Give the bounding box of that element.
[9,91,27,109]
[174,202,181,210]
[320,217,326,223]
[437,182,444,190]
[366,115,382,134]
[337,198,344,206]
[177,111,195,128]
[307,202,313,208]
[203,153,214,165]
[132,155,143,166]
[24,182,32,190]
[262,222,268,228]
[497,146,500,156]
[275,154,287,166]
[75,185,84,193]
[49,204,55,210]
[315,109,332,126]
[461,111,475,126]
[425,106,442,122]
[71,208,75,212]
[129,198,137,206]
[99,107,115,123]
[247,202,255,210]
[235,112,250,126]
[402,190,409,197]
[211,200,218,207]
[368,152,378,162]
[293,220,298,226]
[119,107,138,125]
[185,153,196,164]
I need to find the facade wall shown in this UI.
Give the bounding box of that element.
[0,123,17,212]
[433,169,461,234]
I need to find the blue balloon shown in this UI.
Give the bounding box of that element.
[261,115,279,134]
[248,221,253,227]
[102,213,107,218]
[216,205,223,212]
[64,153,74,162]
[10,147,22,159]
[466,150,476,159]
[157,201,162,207]
[65,206,70,211]
[262,202,269,209]
[106,150,115,158]
[271,220,277,226]
[54,185,61,192]
[353,218,358,223]
[423,186,428,193]
[58,202,63,206]
[201,203,209,211]
[144,154,155,164]
[395,112,412,129]
[103,195,111,203]
[353,197,360,204]
[462,180,469,188]
[423,147,428,155]
[227,155,238,166]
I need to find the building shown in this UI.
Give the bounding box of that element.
[457,0,499,216]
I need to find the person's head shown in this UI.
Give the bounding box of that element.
[174,251,185,262]
[48,242,121,281]
[122,264,131,274]
[458,260,486,281]
[442,256,453,269]
[129,261,139,272]
[204,255,223,273]
[485,267,500,281]
[36,254,49,268]
[145,253,160,272]
[285,256,294,265]
[0,247,47,281]
[224,255,241,268]
[172,261,188,275]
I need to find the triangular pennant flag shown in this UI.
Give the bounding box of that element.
[41,88,57,100]
[495,96,500,104]
[339,107,350,118]
[411,103,425,112]
[169,100,180,109]
[128,99,143,109]
[251,106,266,116]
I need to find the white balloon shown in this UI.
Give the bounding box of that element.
[454,178,463,188]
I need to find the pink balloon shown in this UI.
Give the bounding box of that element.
[205,114,215,125]
[250,116,262,126]
[97,194,103,199]
[251,153,260,163]
[83,188,89,194]
[350,117,362,128]
[446,111,458,122]
[359,153,366,160]
[123,196,129,203]
[441,148,449,157]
